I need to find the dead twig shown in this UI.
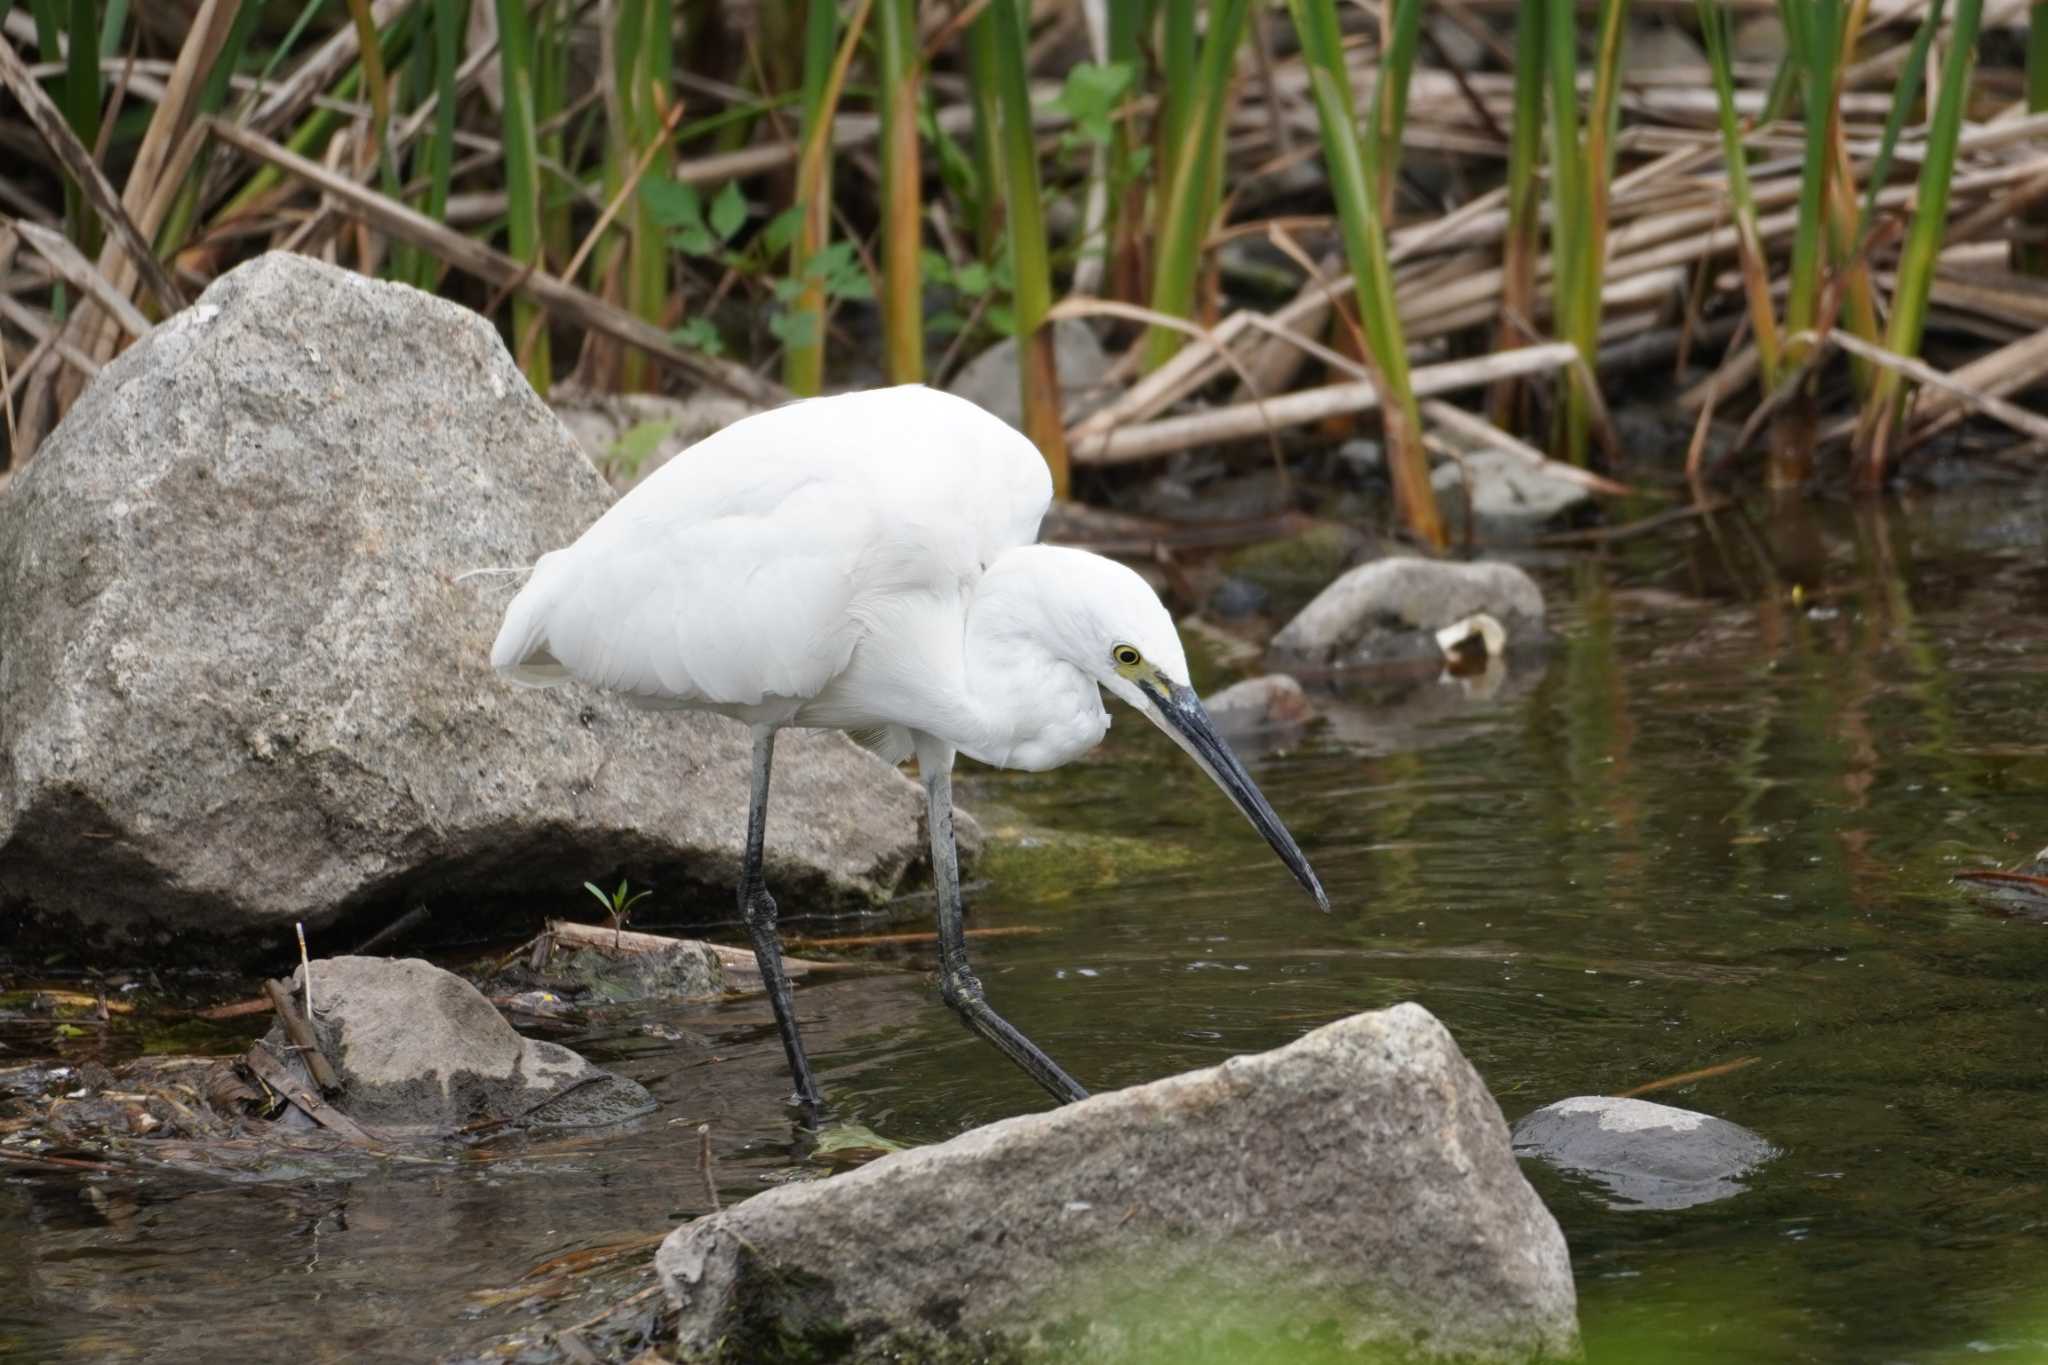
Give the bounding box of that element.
[204,118,790,408]
[0,37,185,316]
[263,978,340,1093]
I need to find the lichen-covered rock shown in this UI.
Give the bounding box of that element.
[657,1003,1578,1363]
[0,252,936,950]
[265,956,652,1133]
[1270,556,1548,669]
[1512,1095,1777,1211]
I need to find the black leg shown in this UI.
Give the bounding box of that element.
[916,735,1089,1105]
[741,725,824,1113]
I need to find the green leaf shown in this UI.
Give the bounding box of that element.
[1051,60,1134,144]
[954,261,991,296]
[710,182,747,241]
[670,317,726,356]
[761,206,804,256]
[603,420,676,476]
[769,310,819,348]
[670,225,717,258]
[986,301,1017,336]
[584,880,610,907]
[640,177,703,230]
[54,1023,87,1039]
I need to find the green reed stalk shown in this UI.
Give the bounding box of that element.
[494,0,548,391]
[535,0,572,272]
[963,0,1004,260]
[875,0,923,383]
[1372,0,1425,216]
[610,0,674,391]
[1487,0,1547,431]
[988,0,1070,496]
[1855,0,1983,487]
[1699,0,1782,385]
[1545,0,1626,464]
[1142,0,1250,371]
[1287,0,1443,550]
[30,0,101,257]
[785,0,866,395]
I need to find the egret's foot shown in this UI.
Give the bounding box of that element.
[940,966,1089,1105]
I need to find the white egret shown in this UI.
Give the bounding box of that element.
[491,385,1326,1107]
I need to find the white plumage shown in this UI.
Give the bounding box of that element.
[490,384,1324,1108]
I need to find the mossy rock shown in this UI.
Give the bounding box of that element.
[976,825,1199,906]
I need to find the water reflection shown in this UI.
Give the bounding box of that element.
[3,486,2047,1362]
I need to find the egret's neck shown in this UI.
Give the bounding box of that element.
[953,552,1109,772]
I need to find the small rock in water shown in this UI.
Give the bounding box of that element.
[1203,674,1314,737]
[1511,1095,1777,1211]
[1271,556,1548,669]
[1432,448,1591,538]
[266,956,654,1134]
[657,1002,1578,1363]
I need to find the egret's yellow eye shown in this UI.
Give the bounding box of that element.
[1112,644,1142,667]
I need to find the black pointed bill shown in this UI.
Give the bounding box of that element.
[1138,679,1330,912]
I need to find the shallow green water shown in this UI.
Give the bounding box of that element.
[3,488,2047,1362]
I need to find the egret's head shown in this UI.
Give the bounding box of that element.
[1013,547,1330,913]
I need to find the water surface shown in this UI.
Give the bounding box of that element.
[3,487,2046,1362]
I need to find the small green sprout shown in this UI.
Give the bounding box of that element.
[584,878,654,949]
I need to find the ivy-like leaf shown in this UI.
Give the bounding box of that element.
[669,317,725,357]
[769,310,820,349]
[761,206,805,256]
[709,182,747,241]
[1050,61,1134,145]
[640,178,703,230]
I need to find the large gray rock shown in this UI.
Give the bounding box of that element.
[0,252,932,949]
[1511,1096,1778,1211]
[266,956,653,1134]
[1270,557,1547,669]
[657,1003,1579,1363]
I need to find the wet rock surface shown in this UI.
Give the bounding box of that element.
[1270,556,1549,669]
[657,1003,1579,1363]
[1511,1096,1778,1211]
[267,956,653,1134]
[0,251,934,948]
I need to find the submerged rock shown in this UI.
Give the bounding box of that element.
[1433,448,1591,538]
[267,956,653,1134]
[1511,1095,1778,1211]
[656,1003,1578,1363]
[1270,557,1548,669]
[0,252,934,949]
[1203,673,1314,738]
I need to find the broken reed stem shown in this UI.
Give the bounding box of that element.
[263,977,340,1093]
[698,1123,720,1212]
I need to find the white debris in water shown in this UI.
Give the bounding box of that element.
[1553,1096,1708,1134]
